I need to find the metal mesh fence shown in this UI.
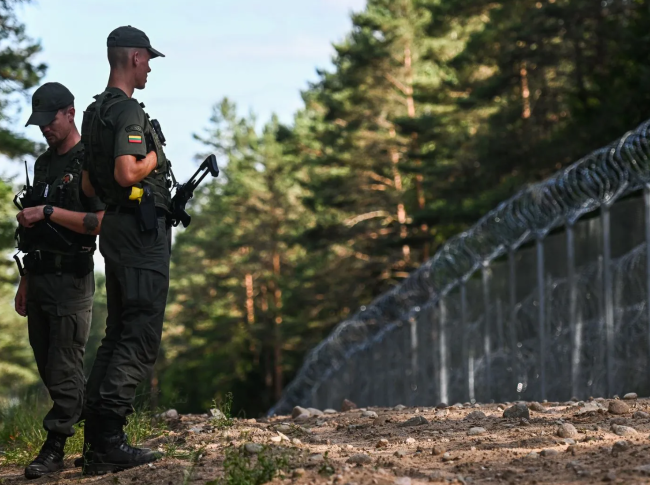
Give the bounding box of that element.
[269,119,650,415]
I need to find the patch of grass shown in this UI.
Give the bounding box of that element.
[211,392,234,429]
[0,395,166,466]
[318,452,335,476]
[207,446,290,485]
[182,445,206,485]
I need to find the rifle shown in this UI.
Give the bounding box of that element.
[13,161,72,275]
[170,154,219,228]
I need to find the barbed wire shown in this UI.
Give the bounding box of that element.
[269,119,650,415]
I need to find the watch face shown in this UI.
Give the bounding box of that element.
[44,205,54,215]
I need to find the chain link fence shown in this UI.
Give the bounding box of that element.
[270,119,650,415]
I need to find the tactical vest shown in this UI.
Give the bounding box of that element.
[16,147,97,255]
[81,90,172,210]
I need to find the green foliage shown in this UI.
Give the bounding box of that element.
[0,0,46,158]
[0,394,165,466]
[211,392,234,429]
[207,446,290,485]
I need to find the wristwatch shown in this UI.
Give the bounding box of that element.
[43,205,54,222]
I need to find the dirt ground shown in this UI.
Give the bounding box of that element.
[4,397,650,484]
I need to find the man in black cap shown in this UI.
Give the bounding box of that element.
[80,26,171,474]
[15,82,105,479]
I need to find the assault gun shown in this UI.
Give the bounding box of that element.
[170,154,219,228]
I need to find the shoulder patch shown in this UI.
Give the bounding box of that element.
[125,124,143,133]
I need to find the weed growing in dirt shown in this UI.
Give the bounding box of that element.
[207,446,290,485]
[0,395,166,466]
[182,445,207,485]
[211,392,234,429]
[318,452,335,476]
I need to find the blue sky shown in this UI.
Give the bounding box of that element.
[8,0,366,180]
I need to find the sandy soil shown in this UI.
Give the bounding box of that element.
[3,398,650,484]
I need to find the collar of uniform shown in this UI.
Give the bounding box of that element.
[50,140,84,159]
[105,86,130,99]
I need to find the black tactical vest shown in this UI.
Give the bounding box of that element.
[81,90,172,210]
[16,146,97,255]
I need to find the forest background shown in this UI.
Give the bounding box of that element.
[2,0,650,417]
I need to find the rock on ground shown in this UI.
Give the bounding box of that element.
[464,410,487,421]
[347,453,372,465]
[292,406,310,418]
[609,401,630,415]
[468,427,486,436]
[556,423,578,438]
[528,402,546,413]
[624,392,638,400]
[611,424,637,436]
[398,416,429,427]
[342,399,357,412]
[503,403,530,419]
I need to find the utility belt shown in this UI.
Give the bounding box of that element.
[106,204,169,219]
[22,251,94,277]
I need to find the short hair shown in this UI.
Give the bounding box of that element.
[107,46,135,68]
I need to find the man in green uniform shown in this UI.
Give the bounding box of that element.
[14,82,105,479]
[80,26,171,475]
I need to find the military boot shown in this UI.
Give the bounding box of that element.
[82,432,161,475]
[24,432,66,479]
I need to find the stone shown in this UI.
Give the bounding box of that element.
[160,409,179,419]
[394,404,406,411]
[244,443,263,455]
[309,454,325,465]
[557,423,578,438]
[526,452,539,459]
[611,424,637,436]
[468,427,486,436]
[292,406,310,418]
[189,426,203,433]
[292,438,301,445]
[623,392,638,400]
[405,437,416,444]
[324,409,337,414]
[577,402,600,415]
[634,465,650,475]
[564,438,576,445]
[608,401,630,415]
[464,410,487,421]
[342,399,357,412]
[634,411,650,419]
[435,409,449,418]
[612,440,629,455]
[432,444,446,456]
[270,436,281,443]
[519,418,530,427]
[292,468,305,478]
[307,408,324,416]
[540,449,559,457]
[210,408,226,419]
[347,453,372,465]
[436,403,448,409]
[376,439,389,448]
[503,403,530,419]
[373,416,389,426]
[399,416,429,427]
[442,452,454,462]
[528,402,546,413]
[294,413,310,422]
[453,403,464,409]
[394,477,411,485]
[276,424,292,433]
[362,410,378,418]
[394,450,407,458]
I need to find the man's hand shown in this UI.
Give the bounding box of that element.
[16,206,45,228]
[15,275,27,317]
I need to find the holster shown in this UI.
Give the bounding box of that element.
[23,251,94,277]
[137,185,157,232]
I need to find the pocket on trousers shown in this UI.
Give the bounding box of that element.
[56,298,93,347]
[123,267,167,310]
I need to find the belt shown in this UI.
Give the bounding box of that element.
[23,251,93,276]
[106,205,169,218]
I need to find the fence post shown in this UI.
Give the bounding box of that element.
[508,249,518,393]
[461,281,470,402]
[601,207,615,397]
[482,265,492,400]
[410,315,419,405]
[645,185,650,387]
[439,298,448,405]
[567,223,581,398]
[536,236,547,401]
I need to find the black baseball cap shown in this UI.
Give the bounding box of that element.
[107,25,165,58]
[25,82,75,127]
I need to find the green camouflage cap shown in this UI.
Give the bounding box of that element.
[107,25,165,58]
[25,82,74,127]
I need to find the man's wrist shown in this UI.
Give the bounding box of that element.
[43,205,54,222]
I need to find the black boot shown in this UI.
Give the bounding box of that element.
[83,432,161,475]
[24,432,66,479]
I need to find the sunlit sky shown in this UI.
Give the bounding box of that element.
[6,0,366,181]
[5,0,366,271]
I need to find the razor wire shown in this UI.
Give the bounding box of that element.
[269,118,650,415]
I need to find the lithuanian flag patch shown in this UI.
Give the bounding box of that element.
[128,134,142,144]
